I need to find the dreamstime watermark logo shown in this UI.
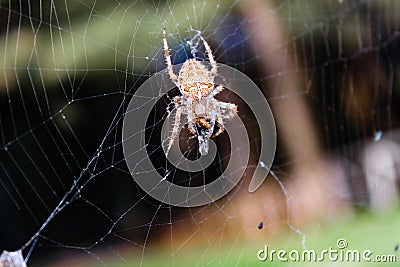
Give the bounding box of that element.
[257,238,397,263]
[122,63,276,207]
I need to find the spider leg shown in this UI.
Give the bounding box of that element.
[212,124,225,138]
[200,35,217,77]
[208,99,223,138]
[165,106,182,157]
[207,85,224,99]
[163,28,179,86]
[216,100,237,120]
[187,125,196,135]
[209,100,237,138]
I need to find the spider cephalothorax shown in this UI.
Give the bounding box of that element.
[163,28,237,156]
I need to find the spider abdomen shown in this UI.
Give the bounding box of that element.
[179,59,214,98]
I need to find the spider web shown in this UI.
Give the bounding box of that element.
[0,0,399,266]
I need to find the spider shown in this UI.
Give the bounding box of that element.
[162,28,237,156]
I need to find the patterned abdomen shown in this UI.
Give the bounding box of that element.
[178,59,214,98]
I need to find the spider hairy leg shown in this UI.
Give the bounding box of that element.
[165,103,182,157]
[210,99,237,138]
[162,28,178,85]
[207,85,224,99]
[200,35,217,76]
[217,101,237,119]
[212,122,225,138]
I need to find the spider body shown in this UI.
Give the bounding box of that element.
[163,28,237,156]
